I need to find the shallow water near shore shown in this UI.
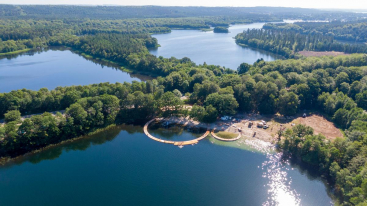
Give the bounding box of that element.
[0,125,333,206]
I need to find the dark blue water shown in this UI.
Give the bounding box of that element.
[0,125,333,206]
[150,23,282,70]
[0,49,150,93]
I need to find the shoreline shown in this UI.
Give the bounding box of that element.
[0,46,160,80]
[0,124,117,165]
[0,114,278,165]
[0,48,32,56]
[1,111,344,164]
[159,115,278,144]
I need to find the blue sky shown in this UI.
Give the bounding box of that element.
[1,0,367,10]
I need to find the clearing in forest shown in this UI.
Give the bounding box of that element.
[298,51,348,57]
[293,115,344,140]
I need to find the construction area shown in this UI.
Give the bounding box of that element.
[221,113,344,142]
[158,112,344,145]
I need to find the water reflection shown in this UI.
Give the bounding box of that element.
[1,47,154,81]
[262,152,300,206]
[0,125,334,206]
[216,138,302,205]
[148,122,204,140]
[0,125,140,168]
[220,138,334,205]
[0,48,153,92]
[150,23,282,69]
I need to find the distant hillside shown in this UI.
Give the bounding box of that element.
[0,5,365,20]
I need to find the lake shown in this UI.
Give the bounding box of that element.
[0,23,334,205]
[0,49,150,93]
[0,23,281,93]
[150,23,282,70]
[0,125,334,206]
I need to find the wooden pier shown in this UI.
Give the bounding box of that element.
[144,118,210,146]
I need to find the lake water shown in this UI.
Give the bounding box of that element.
[150,23,282,70]
[0,23,281,93]
[0,125,334,206]
[0,49,150,93]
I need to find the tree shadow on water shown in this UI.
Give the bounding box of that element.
[0,125,143,168]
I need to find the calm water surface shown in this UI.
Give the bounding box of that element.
[150,23,282,70]
[0,49,150,93]
[0,125,333,206]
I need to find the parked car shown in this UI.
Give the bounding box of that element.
[257,122,264,128]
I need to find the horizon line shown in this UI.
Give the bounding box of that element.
[0,4,366,11]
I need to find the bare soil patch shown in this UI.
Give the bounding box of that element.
[294,115,343,140]
[298,51,348,57]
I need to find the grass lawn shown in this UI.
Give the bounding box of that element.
[215,131,238,139]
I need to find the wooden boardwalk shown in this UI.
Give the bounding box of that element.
[144,118,210,146]
[211,131,241,141]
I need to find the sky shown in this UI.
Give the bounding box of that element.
[1,0,367,10]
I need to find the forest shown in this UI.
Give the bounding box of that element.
[0,6,367,205]
[263,21,367,43]
[235,29,367,58]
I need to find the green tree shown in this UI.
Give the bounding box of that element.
[356,90,367,110]
[66,103,88,126]
[278,90,299,116]
[237,63,251,74]
[202,105,218,123]
[4,110,21,123]
[204,93,238,116]
[159,92,183,117]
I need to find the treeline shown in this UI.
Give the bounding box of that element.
[0,32,200,76]
[0,18,225,41]
[0,5,348,21]
[280,91,367,204]
[235,29,367,58]
[0,82,187,157]
[264,21,367,43]
[75,33,200,75]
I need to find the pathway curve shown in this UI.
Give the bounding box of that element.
[211,131,242,141]
[144,118,210,146]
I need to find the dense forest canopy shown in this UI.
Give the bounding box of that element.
[263,20,367,43]
[235,29,367,58]
[213,26,229,33]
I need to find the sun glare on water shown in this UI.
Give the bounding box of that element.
[241,139,301,206]
[262,152,300,206]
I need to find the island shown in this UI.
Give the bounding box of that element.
[213,26,229,33]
